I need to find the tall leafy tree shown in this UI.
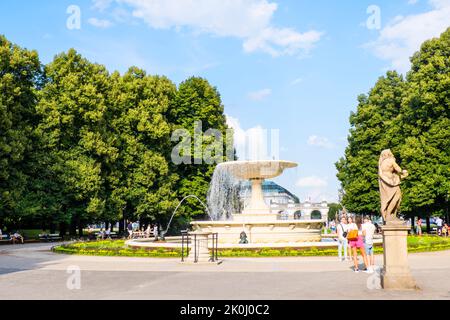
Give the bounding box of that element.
[399,27,450,219]
[337,28,450,223]
[169,77,232,219]
[0,36,42,228]
[336,71,406,214]
[36,49,116,235]
[108,67,179,229]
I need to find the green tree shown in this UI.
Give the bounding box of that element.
[108,67,179,230]
[336,71,406,215]
[399,27,450,219]
[0,35,42,228]
[327,203,342,221]
[36,49,116,235]
[169,77,232,220]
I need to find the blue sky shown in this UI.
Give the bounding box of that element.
[1,0,449,202]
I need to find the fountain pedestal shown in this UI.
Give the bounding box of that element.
[243,179,271,214]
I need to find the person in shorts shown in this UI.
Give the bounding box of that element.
[362,216,376,272]
[416,218,422,236]
[347,216,370,273]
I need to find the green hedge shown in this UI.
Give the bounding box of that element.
[52,236,450,258]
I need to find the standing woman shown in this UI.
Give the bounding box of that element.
[416,218,422,236]
[347,216,369,272]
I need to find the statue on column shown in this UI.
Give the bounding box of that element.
[378,149,408,224]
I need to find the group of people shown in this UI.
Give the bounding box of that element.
[126,221,159,240]
[96,228,112,240]
[415,217,449,237]
[336,215,376,273]
[0,228,24,244]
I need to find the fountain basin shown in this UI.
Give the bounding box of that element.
[191,218,325,244]
[219,160,298,180]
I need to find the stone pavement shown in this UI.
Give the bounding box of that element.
[0,243,449,300]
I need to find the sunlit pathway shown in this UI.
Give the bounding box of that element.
[0,243,449,300]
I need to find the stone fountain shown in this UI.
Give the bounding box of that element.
[191,160,324,245]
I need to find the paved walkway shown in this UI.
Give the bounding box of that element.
[0,243,449,300]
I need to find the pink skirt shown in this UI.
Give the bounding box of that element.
[349,236,364,249]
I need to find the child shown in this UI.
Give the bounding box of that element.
[442,223,449,237]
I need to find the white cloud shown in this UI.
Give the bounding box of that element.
[248,88,272,101]
[307,135,334,149]
[290,77,303,85]
[408,0,419,5]
[367,0,450,73]
[88,18,113,28]
[97,0,323,57]
[92,0,113,12]
[296,176,328,188]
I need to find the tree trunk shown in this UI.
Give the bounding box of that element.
[78,223,84,238]
[119,219,124,235]
[426,216,431,234]
[69,218,77,236]
[59,222,67,238]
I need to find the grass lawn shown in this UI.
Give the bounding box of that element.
[52,235,450,258]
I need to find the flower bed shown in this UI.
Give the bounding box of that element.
[52,236,450,258]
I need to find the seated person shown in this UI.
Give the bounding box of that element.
[40,231,49,240]
[11,232,24,244]
[97,229,105,240]
[105,228,111,239]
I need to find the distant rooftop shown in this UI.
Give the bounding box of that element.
[240,180,300,204]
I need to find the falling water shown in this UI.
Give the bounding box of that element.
[207,164,242,221]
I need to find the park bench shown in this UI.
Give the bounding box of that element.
[39,234,62,242]
[95,231,119,240]
[0,234,11,244]
[130,231,154,239]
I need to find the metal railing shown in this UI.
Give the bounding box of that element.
[181,231,219,263]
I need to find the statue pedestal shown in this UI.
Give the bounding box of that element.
[381,223,418,290]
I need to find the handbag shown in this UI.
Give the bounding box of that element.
[340,224,348,238]
[347,229,358,241]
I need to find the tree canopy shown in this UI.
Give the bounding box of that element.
[336,28,450,219]
[0,37,232,234]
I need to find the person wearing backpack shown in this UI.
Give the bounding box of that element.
[337,216,349,261]
[347,216,370,273]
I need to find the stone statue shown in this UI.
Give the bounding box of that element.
[378,149,408,224]
[239,231,248,244]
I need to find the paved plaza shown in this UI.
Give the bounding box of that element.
[0,243,449,300]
